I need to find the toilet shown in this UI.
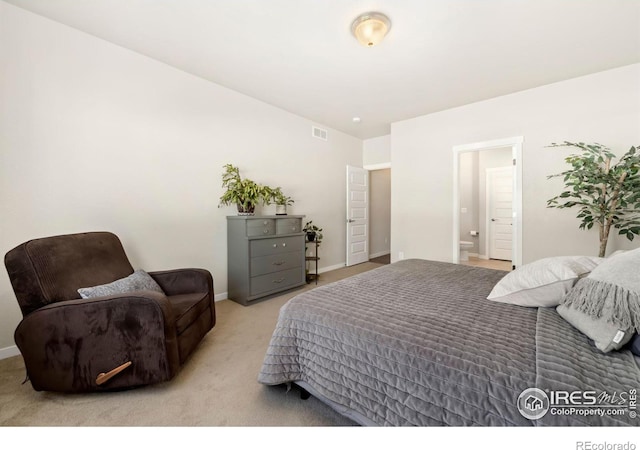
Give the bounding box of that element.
[460,241,474,261]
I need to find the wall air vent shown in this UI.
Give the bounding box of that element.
[312,126,328,141]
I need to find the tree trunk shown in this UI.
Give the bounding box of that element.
[598,171,628,257]
[599,218,614,257]
[598,236,608,258]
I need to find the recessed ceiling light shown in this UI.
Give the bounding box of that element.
[352,117,361,123]
[351,12,391,47]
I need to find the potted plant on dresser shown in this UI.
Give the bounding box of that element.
[271,187,294,215]
[218,164,272,215]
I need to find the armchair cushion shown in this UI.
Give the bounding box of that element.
[170,292,212,335]
[78,269,165,299]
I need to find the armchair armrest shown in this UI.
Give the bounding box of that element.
[14,291,180,393]
[148,268,213,297]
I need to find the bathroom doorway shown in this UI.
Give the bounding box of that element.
[452,137,523,270]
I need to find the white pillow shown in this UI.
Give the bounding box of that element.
[486,256,605,308]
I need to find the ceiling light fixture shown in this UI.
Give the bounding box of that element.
[351,12,391,47]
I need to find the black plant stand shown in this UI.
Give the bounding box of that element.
[305,237,319,284]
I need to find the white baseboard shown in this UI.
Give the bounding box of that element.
[0,345,20,360]
[369,251,391,259]
[468,252,479,258]
[318,262,346,274]
[214,292,228,302]
[478,254,489,260]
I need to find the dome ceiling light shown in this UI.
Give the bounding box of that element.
[351,12,391,47]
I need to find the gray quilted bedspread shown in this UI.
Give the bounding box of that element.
[257,259,640,426]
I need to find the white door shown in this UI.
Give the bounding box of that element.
[487,167,513,261]
[346,165,369,266]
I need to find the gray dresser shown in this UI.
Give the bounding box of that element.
[227,215,306,306]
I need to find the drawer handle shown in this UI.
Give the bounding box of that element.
[272,261,286,266]
[263,229,269,234]
[292,227,297,231]
[282,243,287,247]
[272,278,285,284]
[273,244,277,248]
[263,221,268,225]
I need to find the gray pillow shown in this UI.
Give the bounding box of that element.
[556,302,634,353]
[78,269,164,299]
[558,247,640,352]
[561,247,640,332]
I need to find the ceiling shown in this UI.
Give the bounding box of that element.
[4,0,640,139]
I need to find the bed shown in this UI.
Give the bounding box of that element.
[257,259,640,426]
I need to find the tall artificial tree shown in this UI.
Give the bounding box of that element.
[547,141,640,257]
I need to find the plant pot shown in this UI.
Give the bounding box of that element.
[275,204,287,215]
[306,231,316,242]
[237,203,255,215]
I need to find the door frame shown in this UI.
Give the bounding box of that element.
[486,166,514,261]
[452,136,523,268]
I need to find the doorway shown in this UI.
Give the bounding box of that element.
[345,165,391,267]
[452,136,523,270]
[486,166,513,261]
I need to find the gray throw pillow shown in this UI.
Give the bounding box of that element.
[558,247,640,353]
[78,269,164,299]
[556,303,634,353]
[561,247,640,332]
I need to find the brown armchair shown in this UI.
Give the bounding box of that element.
[4,231,215,393]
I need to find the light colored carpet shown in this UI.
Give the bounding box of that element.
[0,262,384,427]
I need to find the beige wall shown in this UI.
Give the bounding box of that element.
[0,3,362,353]
[369,169,391,257]
[363,135,391,168]
[391,64,640,265]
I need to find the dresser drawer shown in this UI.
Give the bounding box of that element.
[276,218,302,235]
[250,235,304,257]
[250,267,304,297]
[250,251,302,277]
[246,219,275,237]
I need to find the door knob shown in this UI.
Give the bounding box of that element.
[347,219,355,223]
[491,218,497,222]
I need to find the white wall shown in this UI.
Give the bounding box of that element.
[0,3,362,352]
[363,135,391,168]
[369,169,391,257]
[391,64,640,265]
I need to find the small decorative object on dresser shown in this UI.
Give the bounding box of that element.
[218,164,272,215]
[270,186,294,215]
[227,215,306,305]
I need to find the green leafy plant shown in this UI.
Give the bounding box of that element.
[270,187,294,206]
[547,141,640,257]
[303,220,323,244]
[218,164,272,214]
